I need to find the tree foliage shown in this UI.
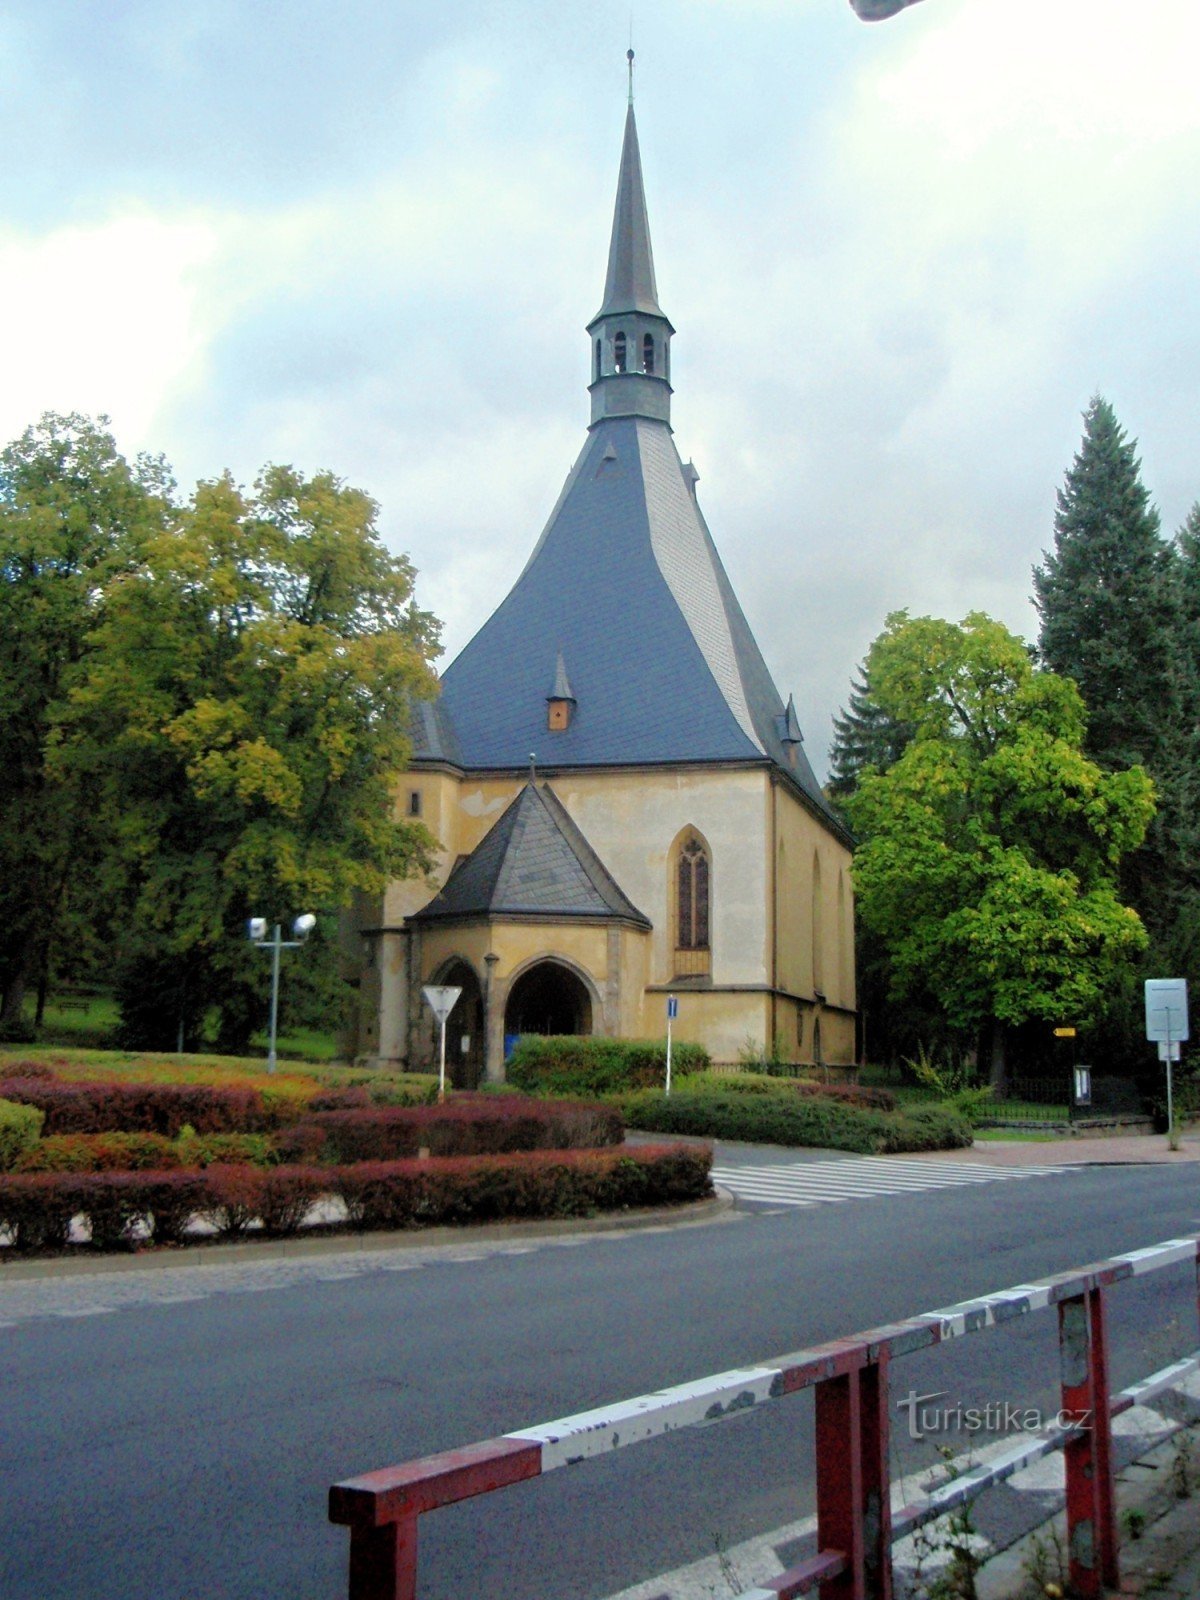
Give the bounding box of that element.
[0,414,440,1047]
[1033,395,1178,770]
[1036,401,1200,1013]
[0,415,170,1028]
[827,663,912,800]
[846,612,1153,1080]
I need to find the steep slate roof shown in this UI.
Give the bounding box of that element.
[411,783,650,926]
[414,101,838,829]
[592,103,668,323]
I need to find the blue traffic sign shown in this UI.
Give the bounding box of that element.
[667,995,678,1019]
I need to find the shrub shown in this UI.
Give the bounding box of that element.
[0,1098,45,1170]
[306,1088,372,1112]
[334,1143,713,1230]
[277,1098,623,1165]
[0,1172,76,1250]
[139,1172,211,1244]
[0,1078,268,1137]
[203,1164,267,1236]
[0,1140,712,1252]
[13,1132,180,1174]
[718,1072,897,1113]
[506,1036,711,1097]
[256,1166,327,1235]
[173,1128,276,1168]
[616,1083,971,1154]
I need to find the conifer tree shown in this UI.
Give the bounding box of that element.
[827,664,911,799]
[1033,396,1178,771]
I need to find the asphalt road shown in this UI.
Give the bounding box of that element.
[4,1148,1200,1600]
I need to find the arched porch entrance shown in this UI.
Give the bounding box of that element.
[435,959,485,1090]
[504,959,594,1044]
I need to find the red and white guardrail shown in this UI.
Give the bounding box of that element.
[329,1233,1200,1600]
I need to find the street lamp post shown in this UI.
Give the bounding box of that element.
[248,914,316,1073]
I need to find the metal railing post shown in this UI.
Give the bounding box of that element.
[1058,1288,1117,1597]
[347,1514,417,1600]
[861,1352,893,1600]
[816,1369,865,1600]
[1087,1287,1119,1588]
[815,1352,890,1600]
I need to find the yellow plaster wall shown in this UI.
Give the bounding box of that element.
[546,766,769,986]
[772,783,855,1015]
[368,762,855,1068]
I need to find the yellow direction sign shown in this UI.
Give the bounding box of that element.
[1053,1027,1077,1038]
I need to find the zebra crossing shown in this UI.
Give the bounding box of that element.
[711,1155,1068,1210]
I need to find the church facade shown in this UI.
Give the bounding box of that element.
[350,101,856,1081]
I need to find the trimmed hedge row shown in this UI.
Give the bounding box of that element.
[276,1097,623,1165]
[0,1144,713,1251]
[721,1073,898,1113]
[506,1036,711,1097]
[617,1084,972,1153]
[11,1130,276,1174]
[0,1077,269,1136]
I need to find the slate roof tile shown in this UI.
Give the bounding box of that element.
[411,783,650,927]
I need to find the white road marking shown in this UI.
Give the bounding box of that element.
[711,1158,1069,1210]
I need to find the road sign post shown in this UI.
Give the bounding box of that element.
[1145,980,1189,1142]
[422,985,463,1103]
[665,994,678,1096]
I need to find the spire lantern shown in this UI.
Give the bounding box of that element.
[586,98,674,428]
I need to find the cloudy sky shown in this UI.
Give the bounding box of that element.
[3,0,1197,776]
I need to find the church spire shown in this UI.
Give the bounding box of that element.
[586,76,674,428]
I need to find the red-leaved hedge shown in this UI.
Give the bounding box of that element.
[274,1096,623,1165]
[0,1078,268,1137]
[0,1144,712,1251]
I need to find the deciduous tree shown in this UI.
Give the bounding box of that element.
[73,464,440,1048]
[0,415,168,1031]
[846,611,1153,1085]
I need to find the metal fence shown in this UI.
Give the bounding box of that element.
[329,1234,1200,1600]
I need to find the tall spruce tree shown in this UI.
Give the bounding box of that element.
[1034,401,1200,1054]
[1033,396,1179,771]
[827,664,912,800]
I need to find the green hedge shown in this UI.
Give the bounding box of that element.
[616,1082,972,1154]
[506,1036,710,1097]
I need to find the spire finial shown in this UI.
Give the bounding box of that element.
[627,43,635,107]
[529,751,537,784]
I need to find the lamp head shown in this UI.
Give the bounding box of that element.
[293,913,317,940]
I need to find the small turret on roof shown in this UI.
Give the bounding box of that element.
[547,650,576,730]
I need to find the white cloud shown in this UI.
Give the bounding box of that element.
[0,211,218,443]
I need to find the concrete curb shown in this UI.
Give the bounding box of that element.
[0,1187,735,1283]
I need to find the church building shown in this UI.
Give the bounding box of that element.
[352,96,856,1081]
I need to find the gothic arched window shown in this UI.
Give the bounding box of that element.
[614,332,627,373]
[677,836,710,950]
[643,333,655,374]
[595,338,602,381]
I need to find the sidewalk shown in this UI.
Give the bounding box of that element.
[935,1129,1200,1167]
[978,1422,1200,1599]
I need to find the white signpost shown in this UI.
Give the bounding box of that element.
[422,985,462,1103]
[1145,979,1189,1139]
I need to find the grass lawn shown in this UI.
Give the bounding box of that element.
[12,993,339,1064]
